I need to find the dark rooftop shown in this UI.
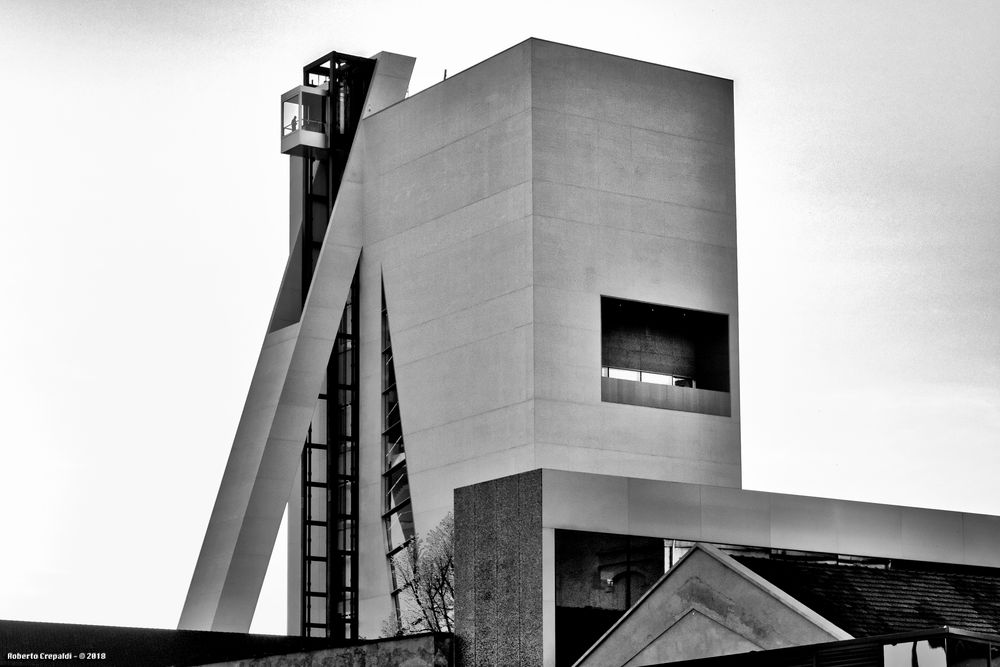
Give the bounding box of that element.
[734,555,1000,637]
[0,619,336,667]
[646,627,1000,667]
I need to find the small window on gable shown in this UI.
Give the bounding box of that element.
[601,296,730,416]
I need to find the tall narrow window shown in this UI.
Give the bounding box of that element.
[381,279,415,622]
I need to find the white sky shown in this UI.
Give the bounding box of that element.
[1,0,997,637]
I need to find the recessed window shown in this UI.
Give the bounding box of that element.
[601,296,730,416]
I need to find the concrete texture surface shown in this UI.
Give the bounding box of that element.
[454,470,543,667]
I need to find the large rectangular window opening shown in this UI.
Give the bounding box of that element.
[601,296,731,416]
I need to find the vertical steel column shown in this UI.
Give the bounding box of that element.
[296,53,373,640]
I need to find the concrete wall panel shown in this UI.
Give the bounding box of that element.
[769,493,841,554]
[403,402,533,473]
[363,42,531,175]
[383,216,532,342]
[901,506,965,563]
[454,471,543,667]
[540,470,629,532]
[532,284,601,329]
[533,109,736,215]
[602,378,732,417]
[629,478,702,539]
[963,513,1000,566]
[532,180,736,250]
[392,286,533,366]
[533,397,741,487]
[535,442,741,493]
[394,324,532,435]
[532,214,737,308]
[540,470,1000,569]
[364,110,532,244]
[528,41,740,492]
[832,500,903,559]
[529,40,734,147]
[699,485,771,547]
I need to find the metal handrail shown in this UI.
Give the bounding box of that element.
[283,119,327,135]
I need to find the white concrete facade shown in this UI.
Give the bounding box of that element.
[353,39,741,636]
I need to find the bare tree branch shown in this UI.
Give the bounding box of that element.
[387,512,455,635]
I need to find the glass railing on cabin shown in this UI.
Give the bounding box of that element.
[601,366,697,388]
[282,116,327,136]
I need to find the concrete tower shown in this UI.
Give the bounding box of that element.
[180,36,740,641]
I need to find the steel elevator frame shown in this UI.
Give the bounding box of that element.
[296,51,374,641]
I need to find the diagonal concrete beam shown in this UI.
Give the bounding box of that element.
[179,52,414,632]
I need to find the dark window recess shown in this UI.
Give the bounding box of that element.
[601,296,730,392]
[555,529,665,667]
[381,279,415,624]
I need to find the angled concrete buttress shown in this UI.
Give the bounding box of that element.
[178,52,415,632]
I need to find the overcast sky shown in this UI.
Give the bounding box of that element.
[1,0,997,636]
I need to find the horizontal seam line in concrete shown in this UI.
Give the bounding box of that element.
[533,210,738,254]
[531,175,735,217]
[371,106,533,176]
[534,440,741,466]
[395,320,533,370]
[530,104,732,148]
[364,180,530,248]
[400,397,535,442]
[392,283,532,339]
[532,180,736,244]
[378,204,531,265]
[405,444,535,478]
[406,443,536,478]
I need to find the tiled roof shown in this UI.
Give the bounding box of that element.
[735,555,1000,637]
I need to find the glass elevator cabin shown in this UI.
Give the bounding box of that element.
[281,85,329,157]
[280,50,375,641]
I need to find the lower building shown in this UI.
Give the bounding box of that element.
[454,469,1000,666]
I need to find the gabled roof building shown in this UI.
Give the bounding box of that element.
[574,543,1000,666]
